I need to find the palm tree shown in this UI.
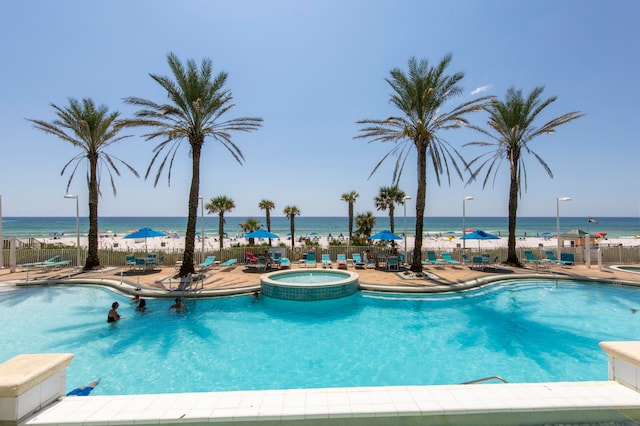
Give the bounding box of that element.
[205,195,235,250]
[374,185,406,242]
[466,86,585,266]
[258,199,275,245]
[283,205,300,250]
[27,98,138,270]
[355,211,376,242]
[355,55,493,272]
[340,191,359,240]
[240,218,261,245]
[123,52,262,277]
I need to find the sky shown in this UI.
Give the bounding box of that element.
[1,0,638,219]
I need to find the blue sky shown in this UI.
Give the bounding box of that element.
[1,0,638,219]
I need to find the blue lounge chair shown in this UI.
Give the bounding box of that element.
[387,256,399,271]
[470,256,485,270]
[37,259,71,269]
[441,253,461,266]
[352,253,365,269]
[305,251,317,268]
[272,252,282,268]
[220,258,237,270]
[19,255,60,269]
[125,255,137,269]
[198,255,216,271]
[321,253,332,268]
[545,251,574,266]
[560,253,575,266]
[524,250,542,264]
[279,257,291,269]
[426,251,446,266]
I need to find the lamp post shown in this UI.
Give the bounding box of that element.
[199,196,205,263]
[64,194,80,268]
[0,194,3,269]
[403,196,411,265]
[557,197,571,259]
[462,196,474,250]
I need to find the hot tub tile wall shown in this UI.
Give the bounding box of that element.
[261,281,359,301]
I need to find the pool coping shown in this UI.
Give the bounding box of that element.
[22,381,640,425]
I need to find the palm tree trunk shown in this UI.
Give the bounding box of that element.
[85,155,100,270]
[266,209,271,246]
[179,140,202,277]
[411,144,427,272]
[218,213,224,250]
[348,203,354,239]
[506,160,520,265]
[389,205,396,247]
[290,218,295,251]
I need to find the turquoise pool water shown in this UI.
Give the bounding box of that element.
[1,279,639,396]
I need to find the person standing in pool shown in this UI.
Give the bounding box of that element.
[169,297,187,311]
[135,298,147,312]
[107,302,121,323]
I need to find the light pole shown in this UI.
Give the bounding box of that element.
[0,194,3,268]
[199,196,205,262]
[64,194,80,268]
[403,196,411,265]
[462,196,474,250]
[557,197,571,259]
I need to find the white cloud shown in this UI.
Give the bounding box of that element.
[470,84,492,95]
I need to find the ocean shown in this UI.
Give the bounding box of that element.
[1,216,639,240]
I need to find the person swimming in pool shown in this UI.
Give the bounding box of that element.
[66,378,100,396]
[135,298,147,312]
[169,297,187,311]
[107,302,121,323]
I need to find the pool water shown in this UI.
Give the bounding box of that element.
[1,280,639,396]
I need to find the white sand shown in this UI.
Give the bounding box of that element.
[46,234,640,252]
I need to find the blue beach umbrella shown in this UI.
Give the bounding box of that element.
[124,227,167,254]
[461,229,500,249]
[370,230,403,241]
[245,229,280,239]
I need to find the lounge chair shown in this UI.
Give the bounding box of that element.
[125,255,137,269]
[37,259,71,269]
[364,252,376,269]
[220,259,238,270]
[470,256,485,270]
[441,252,461,266]
[426,251,446,266]
[524,250,548,271]
[461,253,470,264]
[387,256,399,271]
[279,257,291,269]
[305,251,317,268]
[272,252,282,268]
[19,255,61,269]
[336,254,348,269]
[560,253,575,266]
[245,252,260,268]
[352,253,365,269]
[545,251,574,266]
[321,254,332,268]
[198,255,216,271]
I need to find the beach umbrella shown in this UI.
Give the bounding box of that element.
[123,227,167,255]
[245,229,280,239]
[594,232,607,238]
[370,230,403,241]
[461,229,500,249]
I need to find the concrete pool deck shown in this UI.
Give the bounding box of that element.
[4,262,640,425]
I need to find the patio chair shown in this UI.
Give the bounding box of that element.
[220,259,238,270]
[524,250,542,265]
[272,252,282,268]
[321,253,332,269]
[387,256,399,271]
[426,251,446,266]
[560,253,575,266]
[305,251,317,268]
[125,255,137,269]
[352,253,365,269]
[545,251,574,266]
[441,252,461,266]
[198,255,216,271]
[279,257,291,269]
[470,256,485,270]
[364,252,376,269]
[337,254,348,269]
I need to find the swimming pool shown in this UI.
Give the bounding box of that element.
[1,279,639,396]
